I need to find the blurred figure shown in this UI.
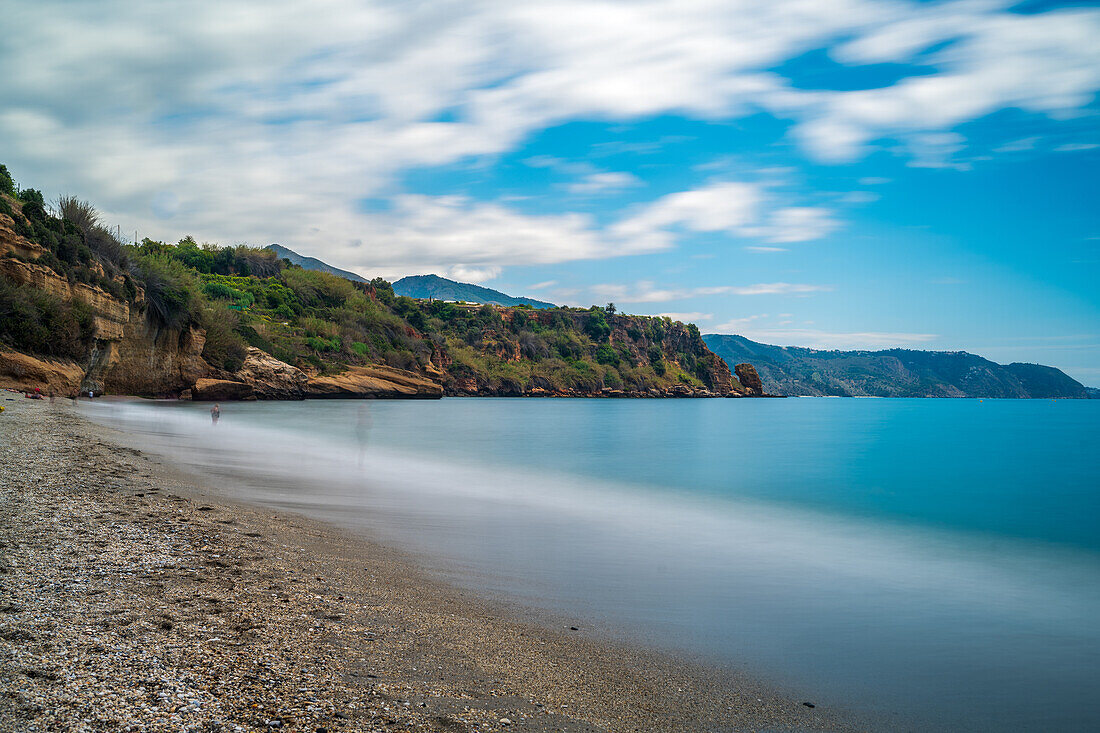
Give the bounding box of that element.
[356,402,373,467]
[211,403,221,425]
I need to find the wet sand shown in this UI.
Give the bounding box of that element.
[0,397,867,732]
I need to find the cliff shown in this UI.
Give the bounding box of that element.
[428,304,740,397]
[703,334,1088,398]
[0,170,752,400]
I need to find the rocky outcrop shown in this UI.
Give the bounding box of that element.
[0,200,48,260]
[0,258,131,333]
[234,347,307,399]
[191,378,256,401]
[84,315,209,397]
[0,348,85,396]
[734,363,764,396]
[306,364,443,399]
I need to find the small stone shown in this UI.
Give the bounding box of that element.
[499,718,512,725]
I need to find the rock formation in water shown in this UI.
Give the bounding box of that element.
[734,363,765,396]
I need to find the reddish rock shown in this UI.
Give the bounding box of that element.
[734,363,764,396]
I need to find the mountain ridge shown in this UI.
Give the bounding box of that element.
[703,333,1088,398]
[392,274,556,309]
[265,243,367,283]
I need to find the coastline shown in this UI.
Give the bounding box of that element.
[1,398,864,732]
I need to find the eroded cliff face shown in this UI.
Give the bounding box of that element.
[84,316,209,396]
[1,212,211,396]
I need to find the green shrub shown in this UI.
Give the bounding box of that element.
[350,341,370,356]
[18,188,44,206]
[282,268,353,308]
[199,305,247,372]
[237,323,273,353]
[135,254,200,329]
[594,342,620,366]
[305,335,340,352]
[0,275,95,359]
[0,165,14,196]
[202,280,253,308]
[585,310,611,342]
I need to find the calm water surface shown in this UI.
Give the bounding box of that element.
[83,397,1100,731]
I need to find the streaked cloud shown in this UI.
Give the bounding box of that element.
[1055,143,1099,152]
[658,312,714,323]
[733,329,939,349]
[565,171,643,195]
[1,0,1095,275]
[593,281,830,303]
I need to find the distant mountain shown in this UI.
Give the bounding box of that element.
[1087,387,1100,399]
[392,274,556,309]
[702,334,1089,398]
[265,244,367,283]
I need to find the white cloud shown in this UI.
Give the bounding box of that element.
[592,281,830,303]
[788,7,1100,162]
[566,171,643,194]
[1,0,1097,271]
[744,246,788,252]
[840,191,880,204]
[527,280,558,290]
[330,195,671,277]
[613,181,839,248]
[733,283,831,296]
[994,137,1040,153]
[712,314,768,331]
[734,329,939,349]
[903,132,970,170]
[858,177,891,186]
[446,265,501,283]
[658,312,713,322]
[1055,142,1099,152]
[760,207,839,242]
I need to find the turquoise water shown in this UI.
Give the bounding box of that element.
[85,397,1100,731]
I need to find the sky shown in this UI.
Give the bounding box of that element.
[1,0,1098,383]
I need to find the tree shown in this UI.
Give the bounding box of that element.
[584,310,611,342]
[606,302,616,315]
[0,164,15,196]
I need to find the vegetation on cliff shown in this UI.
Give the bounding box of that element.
[0,165,738,396]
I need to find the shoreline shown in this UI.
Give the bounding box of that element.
[1,398,866,732]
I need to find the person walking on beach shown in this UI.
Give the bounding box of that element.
[211,403,221,425]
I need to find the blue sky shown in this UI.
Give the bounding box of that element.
[1,0,1098,382]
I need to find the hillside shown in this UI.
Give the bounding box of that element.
[265,243,367,283]
[0,165,749,399]
[703,334,1088,398]
[393,274,556,309]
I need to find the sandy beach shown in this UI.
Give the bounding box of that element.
[0,397,863,732]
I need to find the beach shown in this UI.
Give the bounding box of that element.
[0,398,857,733]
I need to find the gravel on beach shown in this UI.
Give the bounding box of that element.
[0,397,864,732]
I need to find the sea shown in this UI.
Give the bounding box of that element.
[81,396,1100,731]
